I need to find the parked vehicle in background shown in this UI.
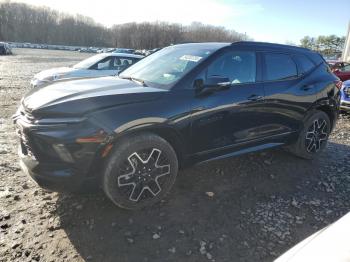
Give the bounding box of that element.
[112,48,135,54]
[340,80,350,112]
[142,48,162,56]
[78,47,97,53]
[14,42,340,209]
[331,62,350,81]
[0,42,12,55]
[103,48,116,53]
[149,47,162,54]
[30,52,144,88]
[326,59,339,67]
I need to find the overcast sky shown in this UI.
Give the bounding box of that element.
[14,0,350,44]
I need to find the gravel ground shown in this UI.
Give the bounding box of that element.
[1,48,350,262]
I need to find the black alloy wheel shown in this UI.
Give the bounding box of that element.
[103,133,178,209]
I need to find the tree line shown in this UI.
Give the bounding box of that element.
[0,1,248,49]
[300,35,345,57]
[0,1,113,47]
[111,22,248,49]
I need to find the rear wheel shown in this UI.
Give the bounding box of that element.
[287,110,331,159]
[103,133,178,209]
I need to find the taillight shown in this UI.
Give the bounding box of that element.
[335,80,342,89]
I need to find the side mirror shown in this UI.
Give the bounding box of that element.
[194,77,231,95]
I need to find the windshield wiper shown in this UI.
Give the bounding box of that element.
[120,76,148,87]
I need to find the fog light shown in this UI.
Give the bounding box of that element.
[52,144,74,163]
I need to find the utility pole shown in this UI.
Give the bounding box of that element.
[342,21,350,62]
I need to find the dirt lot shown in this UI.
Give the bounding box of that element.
[1,48,350,262]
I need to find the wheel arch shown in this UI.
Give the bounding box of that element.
[109,124,188,169]
[309,97,338,132]
[316,105,336,130]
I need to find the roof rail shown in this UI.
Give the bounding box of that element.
[231,41,310,51]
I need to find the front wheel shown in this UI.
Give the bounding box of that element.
[103,133,178,210]
[287,110,331,159]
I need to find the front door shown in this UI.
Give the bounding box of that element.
[190,49,267,155]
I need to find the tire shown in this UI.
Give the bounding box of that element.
[287,110,331,159]
[103,133,178,210]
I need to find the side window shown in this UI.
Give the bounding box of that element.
[206,51,256,84]
[92,57,114,70]
[264,53,297,81]
[293,54,315,75]
[112,57,135,70]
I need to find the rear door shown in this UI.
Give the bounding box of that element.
[261,52,318,137]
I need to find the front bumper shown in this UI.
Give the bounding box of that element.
[14,114,107,192]
[19,146,91,191]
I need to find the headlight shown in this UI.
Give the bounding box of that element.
[38,75,54,82]
[40,74,65,82]
[34,117,86,125]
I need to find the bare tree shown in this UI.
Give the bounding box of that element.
[0,2,248,48]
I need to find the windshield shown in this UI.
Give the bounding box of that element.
[119,45,215,89]
[73,54,105,69]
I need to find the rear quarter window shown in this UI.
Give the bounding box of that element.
[307,52,326,66]
[264,53,297,81]
[293,54,315,75]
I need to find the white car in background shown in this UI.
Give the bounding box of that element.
[276,212,350,262]
[30,53,144,88]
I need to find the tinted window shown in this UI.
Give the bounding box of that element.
[293,54,315,74]
[264,53,297,81]
[207,51,256,84]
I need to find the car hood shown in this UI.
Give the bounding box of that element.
[34,67,77,80]
[22,76,167,116]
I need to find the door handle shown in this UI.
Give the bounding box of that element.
[247,94,263,101]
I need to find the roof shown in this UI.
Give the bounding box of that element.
[172,41,311,53]
[232,41,311,52]
[172,42,231,49]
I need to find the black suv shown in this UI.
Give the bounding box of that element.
[14,42,341,209]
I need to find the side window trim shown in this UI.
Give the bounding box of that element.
[262,52,299,82]
[256,51,264,82]
[291,55,303,77]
